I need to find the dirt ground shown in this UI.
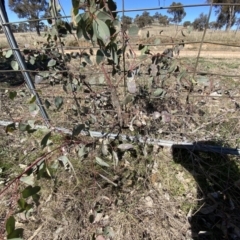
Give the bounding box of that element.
[179,50,240,58]
[64,49,240,58]
[1,27,240,240]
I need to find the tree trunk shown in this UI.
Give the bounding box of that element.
[225,5,235,31]
[36,20,41,36]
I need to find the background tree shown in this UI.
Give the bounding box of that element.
[183,20,191,27]
[167,2,186,26]
[235,17,240,32]
[158,14,169,26]
[215,11,231,29]
[208,0,240,31]
[10,24,18,32]
[134,11,153,28]
[39,22,46,32]
[153,12,160,21]
[192,13,208,31]
[18,22,29,32]
[121,15,132,31]
[209,21,219,30]
[8,0,48,36]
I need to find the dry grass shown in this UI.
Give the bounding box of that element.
[0,129,197,239]
[1,126,239,239]
[0,23,240,240]
[137,24,240,51]
[1,24,240,52]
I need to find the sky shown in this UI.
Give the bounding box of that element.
[5,0,216,24]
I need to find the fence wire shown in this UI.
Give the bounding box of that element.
[0,1,240,153]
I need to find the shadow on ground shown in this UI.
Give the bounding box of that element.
[172,141,240,240]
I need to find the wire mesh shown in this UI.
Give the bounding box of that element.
[0,1,240,152]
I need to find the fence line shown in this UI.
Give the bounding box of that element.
[1,1,240,155]
[0,120,239,155]
[2,41,240,52]
[0,1,50,127]
[1,68,240,79]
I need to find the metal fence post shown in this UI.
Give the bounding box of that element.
[0,1,50,127]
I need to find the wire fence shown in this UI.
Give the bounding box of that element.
[0,1,240,154]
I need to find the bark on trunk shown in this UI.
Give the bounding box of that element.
[225,5,235,31]
[36,20,41,36]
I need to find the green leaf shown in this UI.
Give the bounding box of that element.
[196,75,210,86]
[110,44,118,64]
[9,91,17,100]
[96,49,105,65]
[32,193,40,206]
[58,155,69,167]
[78,145,87,160]
[96,10,112,21]
[29,57,35,65]
[153,88,164,97]
[7,228,24,239]
[99,75,105,84]
[17,198,33,211]
[93,18,110,45]
[22,186,41,198]
[82,23,91,41]
[154,38,161,45]
[41,131,51,149]
[77,24,83,38]
[5,123,16,133]
[47,59,56,67]
[128,25,139,36]
[63,84,68,93]
[45,99,51,109]
[72,0,79,10]
[96,157,110,167]
[141,45,149,55]
[72,124,85,137]
[123,94,133,105]
[35,75,43,84]
[28,95,36,104]
[75,13,83,23]
[5,49,13,58]
[65,22,72,34]
[83,54,92,64]
[177,70,187,87]
[39,71,49,78]
[18,123,31,132]
[20,175,34,185]
[54,96,63,109]
[167,60,177,73]
[7,238,23,240]
[11,60,19,70]
[113,19,121,29]
[29,103,39,117]
[37,162,46,179]
[6,216,15,234]
[27,120,35,128]
[17,198,27,210]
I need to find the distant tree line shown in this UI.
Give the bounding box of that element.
[122,2,186,29]
[3,0,240,35]
[0,21,47,33]
[122,1,240,31]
